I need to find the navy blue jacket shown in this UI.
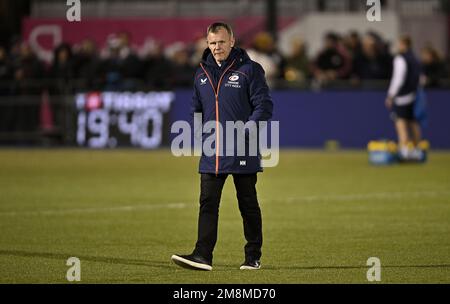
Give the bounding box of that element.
[398,50,421,97]
[191,47,273,174]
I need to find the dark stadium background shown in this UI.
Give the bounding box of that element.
[0,0,449,148]
[0,0,449,285]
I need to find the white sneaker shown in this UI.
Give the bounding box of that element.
[410,148,424,161]
[239,260,261,270]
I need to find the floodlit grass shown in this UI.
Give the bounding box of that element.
[0,149,449,283]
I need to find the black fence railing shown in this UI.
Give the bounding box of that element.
[2,77,450,93]
[1,78,449,146]
[0,93,74,146]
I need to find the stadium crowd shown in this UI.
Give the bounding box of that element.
[0,30,448,95]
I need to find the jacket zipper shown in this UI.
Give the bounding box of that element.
[200,59,236,175]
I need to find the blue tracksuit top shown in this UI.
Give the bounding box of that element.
[191,47,273,174]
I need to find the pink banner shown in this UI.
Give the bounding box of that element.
[22,17,295,62]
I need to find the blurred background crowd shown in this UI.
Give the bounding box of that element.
[0,28,448,95]
[0,0,449,145]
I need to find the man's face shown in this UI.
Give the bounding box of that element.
[397,40,407,53]
[362,36,376,56]
[207,27,235,63]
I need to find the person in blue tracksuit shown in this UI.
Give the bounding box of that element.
[171,22,273,271]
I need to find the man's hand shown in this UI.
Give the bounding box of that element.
[385,96,394,110]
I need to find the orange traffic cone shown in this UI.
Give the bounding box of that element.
[40,89,54,132]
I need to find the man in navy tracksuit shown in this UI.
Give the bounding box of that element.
[171,22,273,270]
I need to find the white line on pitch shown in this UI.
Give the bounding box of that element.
[0,202,186,217]
[1,190,448,216]
[267,190,450,203]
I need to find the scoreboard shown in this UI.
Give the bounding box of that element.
[75,91,174,149]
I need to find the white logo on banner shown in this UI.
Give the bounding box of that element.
[28,25,62,63]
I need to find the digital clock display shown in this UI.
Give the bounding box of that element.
[75,91,174,148]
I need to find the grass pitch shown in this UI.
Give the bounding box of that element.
[0,149,449,283]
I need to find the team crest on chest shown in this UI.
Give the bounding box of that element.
[225,73,241,88]
[229,75,239,81]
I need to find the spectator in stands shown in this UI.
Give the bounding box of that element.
[311,32,352,85]
[9,42,44,132]
[142,40,173,90]
[367,31,391,58]
[44,43,71,136]
[0,46,11,82]
[343,31,362,59]
[73,39,101,90]
[10,42,44,94]
[351,33,392,81]
[169,44,196,88]
[47,42,76,132]
[368,31,392,70]
[49,43,75,83]
[420,45,447,88]
[247,32,285,87]
[116,31,143,90]
[190,34,207,67]
[284,37,310,83]
[99,34,122,90]
[0,45,12,132]
[8,38,22,65]
[100,33,142,91]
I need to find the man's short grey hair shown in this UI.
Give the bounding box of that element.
[207,22,234,37]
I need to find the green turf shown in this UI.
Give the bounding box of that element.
[0,149,449,283]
